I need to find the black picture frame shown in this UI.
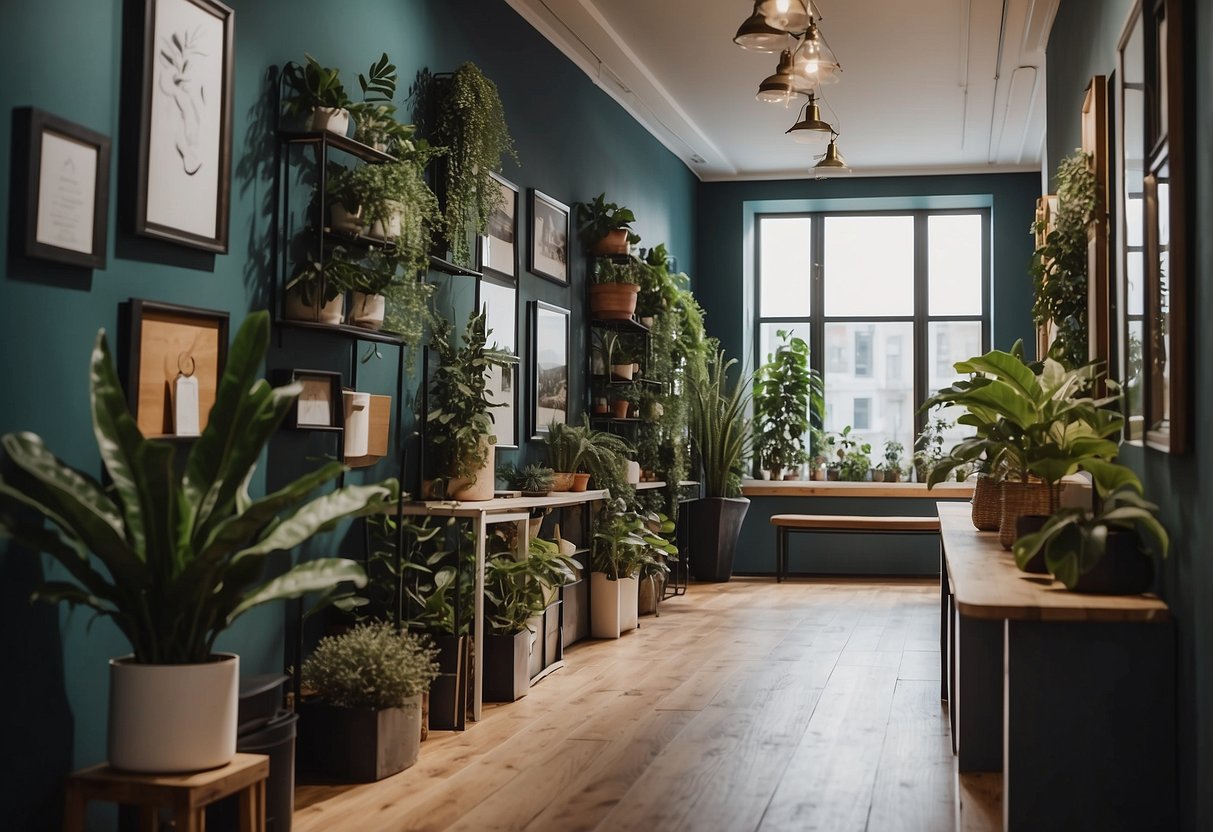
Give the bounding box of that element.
[530,301,570,439]
[478,172,518,281]
[14,107,111,269]
[478,277,519,449]
[134,0,234,253]
[528,189,570,286]
[274,369,344,431]
[123,298,230,439]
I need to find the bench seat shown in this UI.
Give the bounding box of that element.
[769,514,941,581]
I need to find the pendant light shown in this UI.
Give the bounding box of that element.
[792,21,842,86]
[734,2,787,52]
[757,0,812,33]
[813,136,852,177]
[756,50,806,104]
[785,95,834,144]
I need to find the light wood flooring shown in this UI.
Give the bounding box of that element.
[294,578,1000,832]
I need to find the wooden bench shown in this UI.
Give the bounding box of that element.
[769,514,941,582]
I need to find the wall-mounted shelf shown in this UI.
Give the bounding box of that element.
[278,129,396,164]
[429,254,482,278]
[591,374,663,387]
[590,316,650,334]
[276,318,407,346]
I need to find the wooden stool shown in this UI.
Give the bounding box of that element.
[63,752,269,832]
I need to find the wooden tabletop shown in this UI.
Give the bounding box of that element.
[399,489,611,517]
[67,753,269,804]
[743,481,975,499]
[937,502,1170,623]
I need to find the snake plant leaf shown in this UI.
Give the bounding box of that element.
[233,481,398,563]
[226,557,368,625]
[31,581,117,613]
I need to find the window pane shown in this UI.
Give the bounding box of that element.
[1125,319,1144,438]
[928,214,984,315]
[758,322,810,369]
[823,322,914,458]
[759,217,812,318]
[927,320,984,447]
[824,216,914,316]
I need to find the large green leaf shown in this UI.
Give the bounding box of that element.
[225,557,368,625]
[954,350,1041,402]
[956,383,1038,431]
[233,481,398,562]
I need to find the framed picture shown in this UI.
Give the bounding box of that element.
[530,301,569,439]
[135,0,234,253]
[479,278,518,448]
[479,173,518,280]
[13,108,111,269]
[528,189,570,286]
[274,369,343,430]
[125,299,229,438]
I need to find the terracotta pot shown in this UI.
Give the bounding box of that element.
[612,399,631,419]
[571,472,591,492]
[590,229,630,255]
[590,283,640,321]
[550,472,576,492]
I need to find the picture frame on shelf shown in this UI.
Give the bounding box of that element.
[528,189,570,286]
[478,277,518,448]
[123,299,229,438]
[134,0,234,253]
[274,369,344,430]
[530,301,569,439]
[479,172,518,281]
[13,108,111,269]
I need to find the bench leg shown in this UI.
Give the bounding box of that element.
[776,528,785,582]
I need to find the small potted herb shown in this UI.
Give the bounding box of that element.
[577,193,641,255]
[882,440,904,483]
[498,463,555,497]
[837,426,872,482]
[590,257,643,321]
[283,54,354,135]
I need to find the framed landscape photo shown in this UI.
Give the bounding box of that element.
[479,173,518,280]
[14,108,111,269]
[528,189,570,286]
[478,278,518,448]
[135,0,234,253]
[530,301,569,439]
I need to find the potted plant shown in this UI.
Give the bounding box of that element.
[589,257,642,321]
[429,62,518,266]
[753,329,823,480]
[347,53,417,155]
[835,426,872,482]
[687,349,753,582]
[498,462,554,497]
[0,312,397,772]
[327,153,441,245]
[283,54,355,135]
[590,500,671,637]
[612,389,635,420]
[881,440,904,483]
[576,193,641,255]
[298,622,438,781]
[1012,479,1168,594]
[426,310,512,500]
[284,244,363,324]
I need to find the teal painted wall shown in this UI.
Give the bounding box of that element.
[694,172,1041,369]
[0,0,695,826]
[1048,1,1213,828]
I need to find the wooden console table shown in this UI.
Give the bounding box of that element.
[937,502,1175,830]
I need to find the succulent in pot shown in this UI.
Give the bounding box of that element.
[283,54,354,135]
[577,193,641,255]
[0,312,398,772]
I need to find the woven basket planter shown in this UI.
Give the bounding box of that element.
[999,480,1054,550]
[971,476,1003,531]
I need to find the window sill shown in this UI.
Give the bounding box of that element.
[741,480,975,499]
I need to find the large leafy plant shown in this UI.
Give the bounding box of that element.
[591,499,677,581]
[576,194,641,248]
[688,350,753,498]
[0,312,398,664]
[753,329,824,475]
[484,542,578,634]
[283,54,353,114]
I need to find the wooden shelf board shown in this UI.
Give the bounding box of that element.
[276,318,406,346]
[742,480,975,499]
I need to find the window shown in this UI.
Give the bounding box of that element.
[755,210,989,455]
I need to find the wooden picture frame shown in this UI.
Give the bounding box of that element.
[528,189,570,286]
[479,173,518,280]
[1082,76,1111,375]
[274,369,344,431]
[478,277,518,448]
[530,301,569,439]
[134,0,234,253]
[125,299,229,438]
[13,108,111,269]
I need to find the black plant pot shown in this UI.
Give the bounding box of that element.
[428,634,468,731]
[688,497,750,582]
[297,699,421,782]
[1071,530,1155,594]
[483,630,530,702]
[1014,515,1051,573]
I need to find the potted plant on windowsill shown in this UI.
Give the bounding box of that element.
[753,329,822,481]
[0,312,397,773]
[577,193,641,256]
[881,440,904,483]
[283,54,355,135]
[298,622,438,782]
[589,257,642,321]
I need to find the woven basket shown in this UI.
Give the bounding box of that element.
[971,476,1003,531]
[999,480,1054,549]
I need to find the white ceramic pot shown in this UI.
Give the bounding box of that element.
[284,287,344,325]
[619,575,639,632]
[625,460,641,485]
[611,363,634,381]
[343,391,370,457]
[349,292,386,330]
[639,316,655,328]
[331,202,367,235]
[368,201,403,241]
[311,106,350,136]
[590,572,622,639]
[108,653,238,773]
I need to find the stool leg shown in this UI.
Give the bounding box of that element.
[173,804,202,832]
[137,806,159,832]
[62,786,86,832]
[777,528,786,583]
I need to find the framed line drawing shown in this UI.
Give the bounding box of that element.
[530,301,569,439]
[528,189,570,286]
[478,277,518,448]
[14,108,111,269]
[274,369,344,430]
[135,0,234,253]
[479,172,518,280]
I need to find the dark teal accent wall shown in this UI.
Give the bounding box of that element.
[1048,1,1213,828]
[694,172,1041,368]
[0,0,695,826]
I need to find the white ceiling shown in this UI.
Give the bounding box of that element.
[504,0,1059,181]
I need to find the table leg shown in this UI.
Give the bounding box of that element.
[472,511,486,722]
[137,805,159,832]
[173,805,203,832]
[776,527,785,582]
[238,782,256,832]
[955,611,1002,772]
[61,785,87,832]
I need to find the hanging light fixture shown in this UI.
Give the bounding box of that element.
[757,0,812,33]
[792,20,842,86]
[733,2,787,52]
[785,94,834,143]
[813,135,852,177]
[756,49,807,104]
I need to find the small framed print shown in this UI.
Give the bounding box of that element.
[478,278,518,448]
[530,301,570,439]
[14,107,111,269]
[479,172,518,280]
[275,369,344,430]
[528,189,570,286]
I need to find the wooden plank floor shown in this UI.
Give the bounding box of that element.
[294,578,1000,832]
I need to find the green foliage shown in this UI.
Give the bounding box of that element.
[287,244,365,305]
[592,498,677,580]
[593,257,643,285]
[689,350,753,498]
[753,329,824,473]
[302,621,439,708]
[0,312,397,664]
[431,63,519,266]
[576,194,641,247]
[382,273,434,353]
[882,440,905,469]
[498,463,554,493]
[1012,483,1168,589]
[283,54,352,113]
[544,418,634,500]
[1031,151,1097,368]
[835,426,872,481]
[484,543,578,634]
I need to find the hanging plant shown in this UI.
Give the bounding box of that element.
[1031,150,1096,368]
[430,63,518,266]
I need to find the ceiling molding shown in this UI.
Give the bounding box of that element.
[698,162,1039,184]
